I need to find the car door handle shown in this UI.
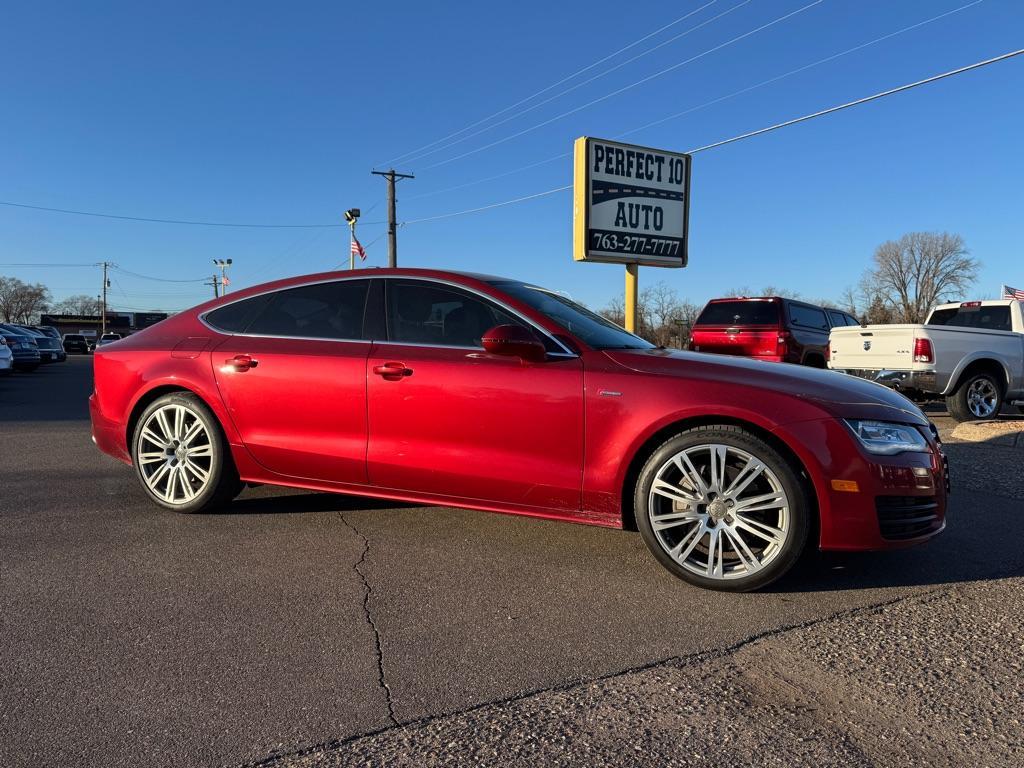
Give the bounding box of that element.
[223,354,258,372]
[373,362,412,378]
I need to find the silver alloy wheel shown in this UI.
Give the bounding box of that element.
[136,404,214,505]
[966,378,998,418]
[647,444,790,581]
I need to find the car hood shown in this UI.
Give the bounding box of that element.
[603,348,928,424]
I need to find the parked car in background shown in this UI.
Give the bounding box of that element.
[688,297,859,368]
[829,299,1024,421]
[0,335,12,376]
[96,333,123,348]
[90,268,946,592]
[14,325,66,363]
[63,334,91,354]
[34,325,62,340]
[0,326,41,371]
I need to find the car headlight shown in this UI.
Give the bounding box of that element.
[844,419,929,455]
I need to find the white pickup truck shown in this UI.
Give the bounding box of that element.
[828,300,1024,421]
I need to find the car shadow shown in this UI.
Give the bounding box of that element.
[217,489,421,516]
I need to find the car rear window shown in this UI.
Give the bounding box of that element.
[928,305,1012,331]
[695,301,779,326]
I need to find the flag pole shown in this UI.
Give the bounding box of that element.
[349,220,356,271]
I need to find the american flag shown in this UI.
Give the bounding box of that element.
[1002,284,1024,300]
[351,235,366,261]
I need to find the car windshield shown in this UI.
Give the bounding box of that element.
[490,281,654,350]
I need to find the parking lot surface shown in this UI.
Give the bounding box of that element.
[2,358,1022,767]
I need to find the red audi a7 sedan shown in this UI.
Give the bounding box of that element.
[90,268,947,591]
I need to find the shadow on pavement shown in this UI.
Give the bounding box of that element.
[0,359,92,423]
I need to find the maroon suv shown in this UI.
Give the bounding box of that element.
[689,297,859,368]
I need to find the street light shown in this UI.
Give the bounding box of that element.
[213,259,233,294]
[344,209,361,270]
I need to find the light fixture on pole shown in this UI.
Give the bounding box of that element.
[344,209,363,270]
[213,259,233,294]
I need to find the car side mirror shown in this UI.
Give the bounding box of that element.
[481,324,547,362]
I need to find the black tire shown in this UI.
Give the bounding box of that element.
[131,392,242,513]
[634,425,810,592]
[945,371,1003,422]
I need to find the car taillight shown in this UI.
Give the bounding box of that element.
[777,330,790,358]
[913,337,933,363]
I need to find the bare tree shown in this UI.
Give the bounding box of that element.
[51,294,103,315]
[0,276,51,323]
[600,282,701,349]
[864,232,979,322]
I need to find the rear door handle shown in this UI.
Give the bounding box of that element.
[223,354,258,372]
[372,362,412,378]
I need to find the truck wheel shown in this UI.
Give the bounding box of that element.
[946,372,1003,421]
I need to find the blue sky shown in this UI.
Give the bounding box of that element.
[1,0,1022,313]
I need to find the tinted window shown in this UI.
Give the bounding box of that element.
[246,280,370,339]
[789,304,829,330]
[696,301,779,326]
[928,305,1011,331]
[491,281,652,350]
[844,314,861,326]
[827,311,846,328]
[205,294,273,334]
[387,281,522,347]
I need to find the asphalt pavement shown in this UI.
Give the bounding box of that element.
[1,357,1021,767]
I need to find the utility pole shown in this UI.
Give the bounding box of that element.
[371,169,414,267]
[98,261,112,336]
[213,259,232,294]
[206,274,220,298]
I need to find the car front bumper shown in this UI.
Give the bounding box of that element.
[774,418,948,551]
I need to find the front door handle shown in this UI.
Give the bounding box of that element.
[372,362,412,378]
[222,354,258,372]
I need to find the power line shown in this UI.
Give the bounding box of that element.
[418,0,825,171]
[401,46,1024,225]
[0,262,95,268]
[394,0,746,167]
[619,0,987,139]
[112,266,208,283]
[688,46,1024,153]
[0,200,386,229]
[401,0,985,203]
[376,0,725,168]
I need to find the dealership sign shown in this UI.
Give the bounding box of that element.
[573,137,691,268]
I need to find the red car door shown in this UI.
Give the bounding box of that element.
[210,278,372,483]
[366,278,584,511]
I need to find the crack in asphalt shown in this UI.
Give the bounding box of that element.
[338,512,399,729]
[243,583,956,768]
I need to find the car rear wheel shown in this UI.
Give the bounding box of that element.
[635,425,810,592]
[946,372,1003,422]
[131,392,242,513]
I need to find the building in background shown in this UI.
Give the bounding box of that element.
[39,311,168,338]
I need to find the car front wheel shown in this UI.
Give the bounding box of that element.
[131,392,242,513]
[635,425,810,592]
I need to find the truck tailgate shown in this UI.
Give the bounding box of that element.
[828,325,917,370]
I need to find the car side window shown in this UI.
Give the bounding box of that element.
[205,294,273,334]
[789,304,829,331]
[386,280,525,348]
[244,280,370,339]
[827,310,846,328]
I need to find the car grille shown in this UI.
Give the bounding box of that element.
[876,496,941,541]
